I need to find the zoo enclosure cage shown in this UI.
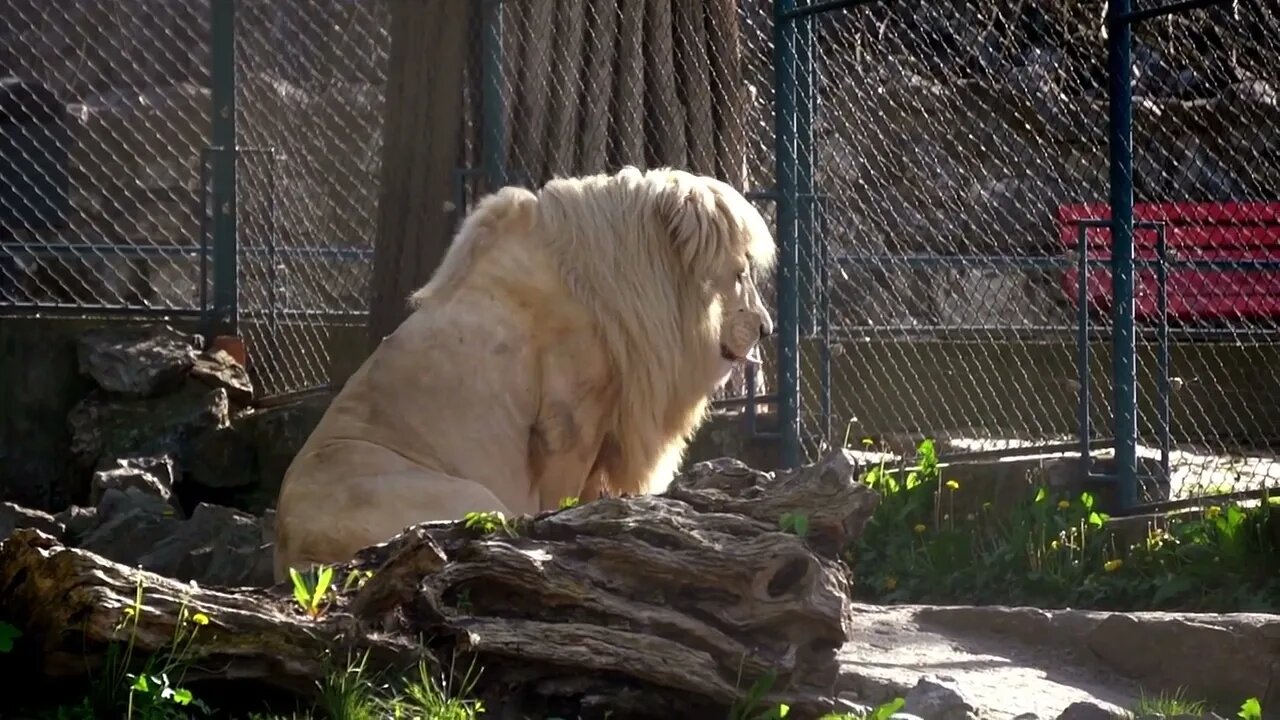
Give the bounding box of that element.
[1,0,1278,517]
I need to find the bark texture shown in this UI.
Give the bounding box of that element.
[366,0,475,350]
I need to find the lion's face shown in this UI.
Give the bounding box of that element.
[715,257,773,373]
[648,169,778,389]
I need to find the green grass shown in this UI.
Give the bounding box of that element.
[847,437,1280,613]
[1133,687,1207,717]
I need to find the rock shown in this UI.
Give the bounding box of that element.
[903,675,978,720]
[78,487,182,566]
[89,454,179,507]
[833,695,875,716]
[53,505,99,542]
[134,503,274,587]
[0,502,63,542]
[66,385,231,469]
[1055,701,1118,720]
[189,349,254,406]
[1012,715,1042,720]
[67,478,272,587]
[1084,612,1274,711]
[239,393,330,497]
[188,425,258,490]
[75,324,199,398]
[260,508,277,547]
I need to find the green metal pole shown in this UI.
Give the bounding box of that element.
[1107,0,1138,510]
[210,0,238,334]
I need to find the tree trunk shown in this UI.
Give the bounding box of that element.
[366,0,475,352]
[0,451,878,720]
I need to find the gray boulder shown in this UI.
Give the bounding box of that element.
[66,385,231,469]
[76,324,199,398]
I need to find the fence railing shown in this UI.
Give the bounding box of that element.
[775,0,1280,514]
[3,0,1278,515]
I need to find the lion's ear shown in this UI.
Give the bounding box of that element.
[656,176,730,271]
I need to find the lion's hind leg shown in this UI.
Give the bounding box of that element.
[272,468,512,583]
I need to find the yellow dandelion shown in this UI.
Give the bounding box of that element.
[1050,540,1061,551]
[191,612,210,626]
[945,480,960,491]
[1103,559,1123,572]
[1205,506,1222,519]
[1057,500,1071,510]
[884,576,898,591]
[913,523,927,534]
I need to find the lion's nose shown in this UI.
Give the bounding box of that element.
[759,316,774,338]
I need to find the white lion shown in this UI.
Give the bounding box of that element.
[272,166,776,580]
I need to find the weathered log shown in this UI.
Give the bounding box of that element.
[0,450,876,719]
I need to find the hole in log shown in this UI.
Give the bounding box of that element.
[765,556,810,598]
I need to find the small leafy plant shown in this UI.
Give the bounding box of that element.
[42,574,216,719]
[779,511,810,537]
[311,647,487,720]
[850,437,1280,612]
[342,568,375,593]
[462,510,515,536]
[289,565,335,619]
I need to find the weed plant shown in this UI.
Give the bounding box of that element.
[849,438,1280,612]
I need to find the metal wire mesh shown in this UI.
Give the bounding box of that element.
[0,0,212,311]
[233,0,388,397]
[0,0,388,398]
[10,0,1275,500]
[802,2,1109,460]
[1127,0,1280,500]
[802,0,1280,503]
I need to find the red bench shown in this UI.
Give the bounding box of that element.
[1058,202,1280,324]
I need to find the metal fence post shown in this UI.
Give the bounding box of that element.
[1106,0,1138,511]
[773,0,802,468]
[481,0,507,193]
[209,0,238,335]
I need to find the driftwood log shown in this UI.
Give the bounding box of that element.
[0,451,877,719]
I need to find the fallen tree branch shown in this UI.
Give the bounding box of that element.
[0,450,876,719]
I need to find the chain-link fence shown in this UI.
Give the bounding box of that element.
[795,0,1280,508]
[1126,0,1280,502]
[1,0,214,312]
[0,0,780,402]
[0,0,385,398]
[233,0,387,396]
[7,0,1278,507]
